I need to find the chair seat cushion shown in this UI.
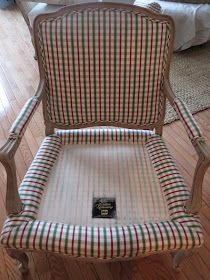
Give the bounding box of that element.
[0,129,203,260]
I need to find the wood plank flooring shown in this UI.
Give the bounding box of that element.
[0,4,210,280]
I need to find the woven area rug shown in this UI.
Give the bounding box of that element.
[165,42,210,124]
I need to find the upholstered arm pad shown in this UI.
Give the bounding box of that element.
[9,97,39,139]
[164,80,204,144]
[173,97,204,143]
[0,97,39,214]
[0,85,43,214]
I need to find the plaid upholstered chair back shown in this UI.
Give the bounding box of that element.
[34,3,174,129]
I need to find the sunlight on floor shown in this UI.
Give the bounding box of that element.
[0,82,10,114]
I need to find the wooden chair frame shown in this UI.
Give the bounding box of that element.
[1,2,210,275]
[16,0,37,41]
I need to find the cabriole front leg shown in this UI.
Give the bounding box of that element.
[6,249,29,275]
[0,157,22,215]
[186,155,210,214]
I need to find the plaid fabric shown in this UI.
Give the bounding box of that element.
[56,127,154,145]
[9,97,38,139]
[37,6,172,127]
[0,129,203,259]
[146,135,192,221]
[173,98,203,142]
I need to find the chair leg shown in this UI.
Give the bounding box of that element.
[6,249,29,274]
[172,249,194,271]
[172,250,185,271]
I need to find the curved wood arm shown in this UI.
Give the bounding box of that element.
[0,155,23,215]
[186,140,210,214]
[164,80,204,149]
[0,81,45,215]
[164,79,210,214]
[164,80,203,141]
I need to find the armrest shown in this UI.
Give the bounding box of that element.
[173,98,204,144]
[2,78,45,155]
[0,97,39,159]
[9,97,39,140]
[164,80,204,144]
[0,97,39,215]
[0,83,44,215]
[164,80,210,213]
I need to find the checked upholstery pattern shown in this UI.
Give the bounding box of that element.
[9,97,38,139]
[37,6,171,127]
[0,4,204,262]
[0,129,203,259]
[174,98,203,142]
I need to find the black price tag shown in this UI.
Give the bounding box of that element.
[92,197,116,219]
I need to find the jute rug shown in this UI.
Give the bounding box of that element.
[165,42,210,124]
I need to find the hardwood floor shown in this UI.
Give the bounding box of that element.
[0,4,210,280]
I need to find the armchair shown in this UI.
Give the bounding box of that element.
[0,3,209,276]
